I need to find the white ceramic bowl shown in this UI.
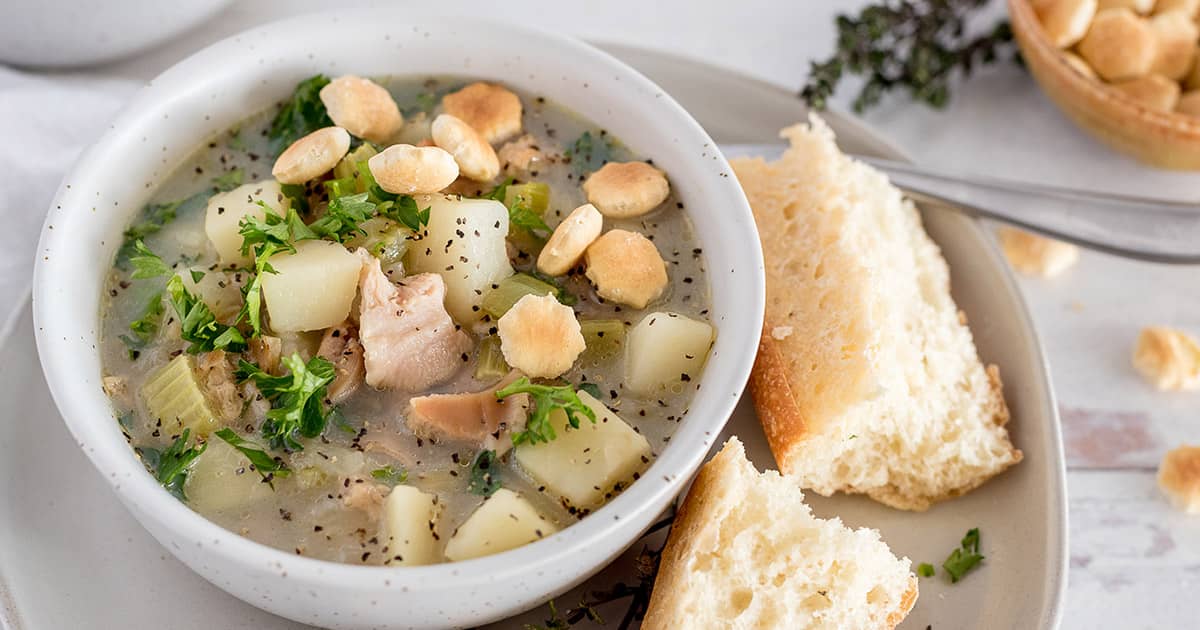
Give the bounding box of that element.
[31,10,764,630]
[0,0,233,68]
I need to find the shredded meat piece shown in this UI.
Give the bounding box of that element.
[341,477,388,520]
[317,321,365,404]
[248,335,282,374]
[407,371,529,455]
[497,134,545,174]
[196,350,243,424]
[356,251,472,392]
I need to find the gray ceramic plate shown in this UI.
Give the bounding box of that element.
[0,44,1066,630]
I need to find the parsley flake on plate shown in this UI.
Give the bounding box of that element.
[943,527,985,582]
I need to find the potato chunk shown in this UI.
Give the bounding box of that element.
[204,180,288,266]
[625,312,715,396]
[185,439,274,512]
[405,195,513,323]
[443,489,557,561]
[261,240,361,332]
[384,485,440,566]
[514,391,653,511]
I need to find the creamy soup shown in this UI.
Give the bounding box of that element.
[99,75,713,566]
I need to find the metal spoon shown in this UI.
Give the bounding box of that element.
[719,144,1200,264]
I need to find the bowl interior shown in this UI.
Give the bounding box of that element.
[32,10,763,625]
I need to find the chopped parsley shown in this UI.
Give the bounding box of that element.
[214,428,290,484]
[378,193,430,232]
[530,271,578,306]
[268,74,333,156]
[165,273,246,353]
[942,527,985,583]
[279,183,310,214]
[371,465,409,487]
[498,378,597,446]
[212,167,245,192]
[115,199,184,267]
[137,428,206,501]
[310,192,376,242]
[917,562,935,578]
[484,178,551,235]
[129,239,172,279]
[565,131,613,175]
[189,269,206,283]
[468,449,501,497]
[119,292,165,359]
[409,91,438,116]
[237,353,335,451]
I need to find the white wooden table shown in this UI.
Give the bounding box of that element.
[18,0,1200,627]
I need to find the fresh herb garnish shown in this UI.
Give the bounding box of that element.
[138,428,206,501]
[237,353,335,451]
[129,239,172,279]
[119,291,166,358]
[917,562,935,577]
[801,0,1014,113]
[410,91,438,115]
[310,192,376,242]
[280,183,310,214]
[530,271,578,306]
[116,199,185,267]
[212,167,245,192]
[565,131,613,175]
[484,177,551,235]
[371,465,409,487]
[468,449,502,497]
[498,377,597,446]
[131,241,243,354]
[942,527,984,582]
[164,273,246,353]
[268,74,334,156]
[214,428,290,484]
[379,194,430,232]
[508,199,551,234]
[189,269,206,283]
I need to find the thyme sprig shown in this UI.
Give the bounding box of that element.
[801,0,1015,113]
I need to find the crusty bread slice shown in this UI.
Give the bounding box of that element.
[729,115,1021,511]
[642,438,917,630]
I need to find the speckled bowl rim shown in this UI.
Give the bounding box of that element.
[30,8,764,618]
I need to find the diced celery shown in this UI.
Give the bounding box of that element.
[333,143,379,181]
[475,335,510,381]
[580,319,626,360]
[503,182,550,216]
[345,217,411,266]
[323,176,357,200]
[481,273,557,319]
[141,355,219,436]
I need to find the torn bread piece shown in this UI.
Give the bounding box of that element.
[730,115,1021,511]
[642,438,917,630]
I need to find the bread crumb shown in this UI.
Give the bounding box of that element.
[997,227,1079,277]
[771,326,794,340]
[1133,326,1200,390]
[1159,445,1200,513]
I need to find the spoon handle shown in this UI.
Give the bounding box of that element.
[719,144,1200,264]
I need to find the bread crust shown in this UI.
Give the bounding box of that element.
[736,117,1022,512]
[643,440,918,630]
[748,327,808,472]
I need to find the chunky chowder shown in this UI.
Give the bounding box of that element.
[99,75,713,566]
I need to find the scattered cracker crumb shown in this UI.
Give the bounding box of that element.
[1159,445,1200,514]
[1133,326,1200,391]
[771,326,794,340]
[996,227,1079,277]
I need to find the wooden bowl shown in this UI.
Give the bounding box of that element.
[1009,0,1200,169]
